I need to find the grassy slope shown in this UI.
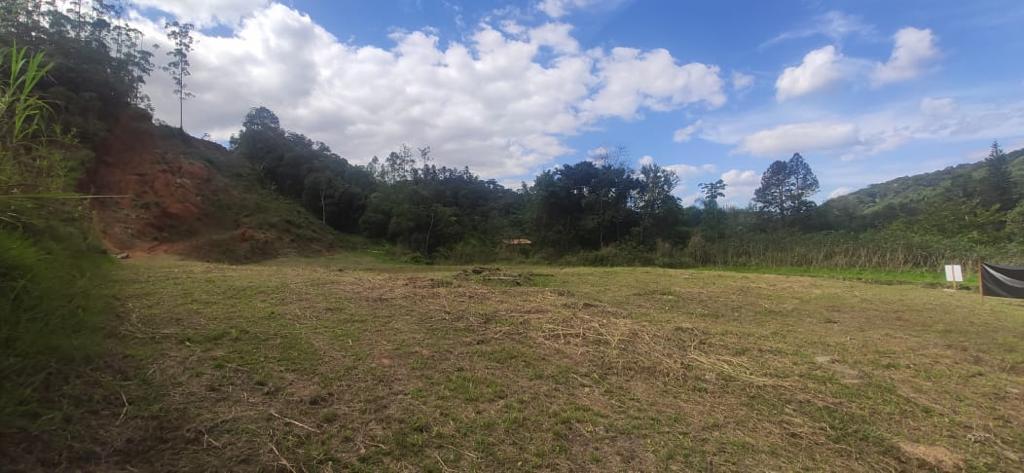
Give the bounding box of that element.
[5,254,1022,471]
[823,147,1024,214]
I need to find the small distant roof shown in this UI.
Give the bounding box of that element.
[502,238,532,245]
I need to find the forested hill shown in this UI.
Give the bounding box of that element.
[818,147,1024,232]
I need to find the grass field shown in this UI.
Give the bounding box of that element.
[5,252,1024,472]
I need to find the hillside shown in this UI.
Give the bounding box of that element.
[821,147,1024,222]
[86,109,343,262]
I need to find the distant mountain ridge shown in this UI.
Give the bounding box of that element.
[820,147,1024,227]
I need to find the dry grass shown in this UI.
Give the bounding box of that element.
[4,253,1023,471]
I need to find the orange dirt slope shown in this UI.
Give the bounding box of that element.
[85,109,339,262]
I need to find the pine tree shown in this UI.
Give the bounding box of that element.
[983,140,1015,210]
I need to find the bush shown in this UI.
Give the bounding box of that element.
[685,229,1024,270]
[0,203,113,427]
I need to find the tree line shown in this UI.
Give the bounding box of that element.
[230,107,820,258]
[232,105,1023,267]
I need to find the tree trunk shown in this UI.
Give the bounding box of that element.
[179,63,184,130]
[424,210,435,255]
[320,187,326,224]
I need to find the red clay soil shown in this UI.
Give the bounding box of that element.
[85,110,231,255]
[84,109,336,262]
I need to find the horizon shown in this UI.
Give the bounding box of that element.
[129,0,1024,205]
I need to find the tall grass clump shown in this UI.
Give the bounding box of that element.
[686,230,1023,272]
[0,44,112,427]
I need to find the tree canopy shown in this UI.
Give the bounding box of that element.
[753,153,820,220]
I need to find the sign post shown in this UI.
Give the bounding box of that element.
[944,264,963,290]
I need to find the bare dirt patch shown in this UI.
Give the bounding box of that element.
[814,355,863,384]
[85,110,338,262]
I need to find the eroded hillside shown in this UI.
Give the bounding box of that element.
[86,109,342,262]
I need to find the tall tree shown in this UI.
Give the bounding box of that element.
[753,153,819,220]
[163,21,194,130]
[786,153,819,215]
[982,140,1015,210]
[697,179,728,240]
[698,179,726,210]
[635,163,683,244]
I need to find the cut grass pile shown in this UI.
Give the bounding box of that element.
[3,252,1023,471]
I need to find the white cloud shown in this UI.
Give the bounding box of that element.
[528,22,581,54]
[774,26,939,97]
[828,186,852,199]
[920,97,957,116]
[134,3,725,179]
[133,0,268,26]
[762,11,876,48]
[720,169,761,205]
[583,47,725,119]
[731,71,754,91]
[536,0,619,18]
[636,156,715,178]
[673,119,703,143]
[710,94,1024,161]
[738,122,862,157]
[872,27,939,86]
[775,45,845,101]
[666,163,717,179]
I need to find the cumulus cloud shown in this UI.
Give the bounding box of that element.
[583,47,725,119]
[775,27,939,98]
[673,120,703,143]
[720,169,761,205]
[738,122,862,157]
[666,163,716,178]
[716,95,1024,161]
[731,71,754,91]
[134,3,725,178]
[872,27,939,86]
[775,45,845,101]
[636,155,715,179]
[133,0,268,26]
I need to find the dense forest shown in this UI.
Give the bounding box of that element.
[232,104,1024,268]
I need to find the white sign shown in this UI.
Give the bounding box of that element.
[944,264,964,282]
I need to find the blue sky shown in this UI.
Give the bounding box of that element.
[131,0,1024,205]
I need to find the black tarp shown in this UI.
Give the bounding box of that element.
[981,263,1024,299]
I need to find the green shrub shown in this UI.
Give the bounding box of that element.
[0,210,112,427]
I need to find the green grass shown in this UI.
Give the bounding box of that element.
[699,265,977,287]
[0,204,114,431]
[3,252,1023,471]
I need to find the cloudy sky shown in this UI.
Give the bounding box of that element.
[130,0,1024,205]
